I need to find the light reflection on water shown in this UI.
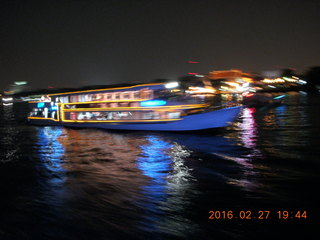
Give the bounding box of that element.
[0,93,319,239]
[37,128,201,238]
[239,108,257,150]
[0,104,21,163]
[30,125,249,238]
[137,136,197,237]
[37,127,66,181]
[36,127,67,208]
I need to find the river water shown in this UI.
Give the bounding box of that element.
[0,92,319,240]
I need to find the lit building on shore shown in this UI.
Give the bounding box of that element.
[8,81,30,94]
[207,69,253,93]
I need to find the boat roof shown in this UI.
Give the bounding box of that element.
[15,82,167,98]
[48,82,166,97]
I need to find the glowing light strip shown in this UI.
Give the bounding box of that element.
[64,99,149,105]
[29,101,50,103]
[57,104,61,121]
[61,104,208,112]
[60,102,182,123]
[62,108,177,112]
[48,83,166,96]
[37,102,45,108]
[28,99,149,104]
[63,103,207,108]
[140,100,166,107]
[2,97,13,102]
[60,118,181,123]
[273,95,286,100]
[28,117,59,122]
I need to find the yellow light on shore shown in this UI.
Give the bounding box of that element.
[187,87,216,94]
[262,78,285,83]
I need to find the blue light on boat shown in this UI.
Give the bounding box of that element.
[140,100,167,107]
[37,102,45,108]
[51,106,57,111]
[273,95,286,100]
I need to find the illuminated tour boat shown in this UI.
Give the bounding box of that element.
[27,81,241,131]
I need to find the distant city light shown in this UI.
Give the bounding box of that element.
[245,93,254,97]
[14,81,27,85]
[283,77,298,82]
[298,80,307,84]
[273,95,286,100]
[2,97,13,102]
[262,78,285,83]
[165,82,179,89]
[225,82,239,87]
[2,102,13,106]
[187,87,215,94]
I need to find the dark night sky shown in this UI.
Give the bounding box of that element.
[1,0,319,90]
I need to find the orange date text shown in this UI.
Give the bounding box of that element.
[208,210,307,220]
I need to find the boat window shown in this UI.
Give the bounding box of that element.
[62,109,181,121]
[119,102,129,107]
[91,94,97,101]
[134,91,140,99]
[109,102,118,107]
[59,96,68,103]
[130,102,140,107]
[78,95,84,102]
[147,90,153,99]
[140,89,148,99]
[167,112,181,119]
[99,93,105,100]
[86,94,92,101]
[70,95,80,103]
[96,94,103,101]
[122,92,130,100]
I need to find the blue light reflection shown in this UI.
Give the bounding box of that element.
[137,136,172,200]
[37,127,66,188]
[136,135,196,237]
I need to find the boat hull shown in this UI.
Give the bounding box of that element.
[28,106,241,131]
